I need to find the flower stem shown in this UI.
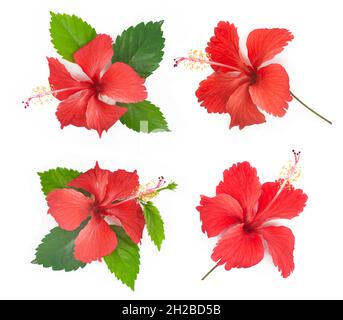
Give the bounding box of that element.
[290,91,332,125]
[201,264,218,281]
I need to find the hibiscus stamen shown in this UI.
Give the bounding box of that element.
[290,91,332,125]
[137,176,167,202]
[108,177,168,208]
[23,85,82,108]
[279,150,302,186]
[174,49,242,72]
[263,150,302,215]
[174,49,210,71]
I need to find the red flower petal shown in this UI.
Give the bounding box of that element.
[216,162,261,223]
[85,95,128,137]
[259,226,295,278]
[211,224,264,270]
[101,170,139,206]
[196,72,250,114]
[253,181,308,226]
[56,89,93,128]
[73,34,113,82]
[106,200,145,244]
[74,216,118,263]
[247,28,294,68]
[47,57,90,100]
[197,194,243,237]
[68,162,109,203]
[226,83,266,129]
[47,189,93,231]
[100,62,147,103]
[206,21,245,72]
[249,64,292,117]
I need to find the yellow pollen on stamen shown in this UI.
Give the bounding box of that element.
[136,177,166,202]
[278,160,302,187]
[176,49,210,71]
[23,85,54,108]
[137,181,158,202]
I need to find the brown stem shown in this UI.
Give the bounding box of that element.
[291,91,332,125]
[201,264,218,281]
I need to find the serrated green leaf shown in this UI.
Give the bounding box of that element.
[104,227,140,290]
[50,12,97,61]
[113,21,165,78]
[119,100,169,133]
[32,223,86,272]
[143,202,165,250]
[38,167,81,195]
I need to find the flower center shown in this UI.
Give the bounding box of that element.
[92,203,100,214]
[243,223,254,233]
[90,201,106,219]
[250,72,258,84]
[92,82,102,93]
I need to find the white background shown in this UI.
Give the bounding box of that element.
[0,0,342,300]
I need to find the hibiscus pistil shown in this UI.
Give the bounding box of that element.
[108,176,167,208]
[23,85,86,108]
[250,150,301,229]
[174,49,249,74]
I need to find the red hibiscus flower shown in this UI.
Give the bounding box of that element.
[197,152,308,278]
[175,21,332,126]
[175,22,295,128]
[46,163,145,263]
[26,34,147,136]
[198,22,294,128]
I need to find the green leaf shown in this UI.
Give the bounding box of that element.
[104,227,140,290]
[113,21,165,78]
[143,202,165,250]
[32,224,86,271]
[38,167,81,195]
[119,100,169,133]
[50,12,97,61]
